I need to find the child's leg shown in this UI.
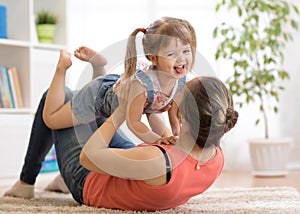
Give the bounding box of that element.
[74,46,107,78]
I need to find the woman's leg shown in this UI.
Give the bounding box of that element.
[54,116,136,204]
[20,93,55,185]
[4,88,73,198]
[53,124,91,204]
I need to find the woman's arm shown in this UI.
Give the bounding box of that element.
[81,144,167,182]
[43,50,79,129]
[80,84,167,182]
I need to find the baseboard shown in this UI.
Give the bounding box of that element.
[287,163,300,170]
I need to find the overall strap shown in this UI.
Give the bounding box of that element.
[135,70,154,111]
[166,75,187,106]
[176,76,186,94]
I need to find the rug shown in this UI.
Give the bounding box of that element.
[0,187,299,213]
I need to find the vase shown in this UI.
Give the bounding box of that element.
[36,24,56,43]
[248,138,292,177]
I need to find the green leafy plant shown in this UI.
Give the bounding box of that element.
[213,0,299,139]
[36,10,57,25]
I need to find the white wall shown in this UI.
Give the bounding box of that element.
[65,0,300,170]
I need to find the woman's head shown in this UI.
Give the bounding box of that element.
[124,17,197,79]
[177,77,238,148]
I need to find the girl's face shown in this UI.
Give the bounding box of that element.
[152,39,193,79]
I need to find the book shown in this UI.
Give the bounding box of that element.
[0,66,13,108]
[10,67,23,107]
[7,67,18,107]
[0,66,23,108]
[5,67,16,108]
[0,87,3,107]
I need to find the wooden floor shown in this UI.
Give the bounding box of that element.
[1,170,300,195]
[213,170,300,192]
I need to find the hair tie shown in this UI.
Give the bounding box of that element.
[141,28,146,33]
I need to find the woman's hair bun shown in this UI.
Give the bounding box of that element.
[224,108,239,133]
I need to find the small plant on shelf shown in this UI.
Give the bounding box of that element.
[36,10,57,25]
[36,10,57,43]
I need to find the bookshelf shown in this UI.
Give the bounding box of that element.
[0,0,68,176]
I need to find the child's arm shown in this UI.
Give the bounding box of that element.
[124,80,163,144]
[146,113,173,138]
[43,50,80,129]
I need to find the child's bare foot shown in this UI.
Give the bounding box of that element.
[74,46,107,78]
[74,46,107,66]
[57,49,72,71]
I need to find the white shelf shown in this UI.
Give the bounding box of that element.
[0,38,30,48]
[0,39,65,51]
[0,0,67,111]
[0,0,68,178]
[0,108,33,115]
[32,42,65,51]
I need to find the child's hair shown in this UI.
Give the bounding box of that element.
[179,77,238,148]
[124,17,197,79]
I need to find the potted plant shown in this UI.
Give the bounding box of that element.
[36,10,57,43]
[213,0,299,176]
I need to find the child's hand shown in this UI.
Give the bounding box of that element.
[158,104,172,113]
[153,136,177,145]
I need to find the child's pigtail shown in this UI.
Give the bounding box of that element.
[124,28,144,79]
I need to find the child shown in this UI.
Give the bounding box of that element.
[43,16,197,144]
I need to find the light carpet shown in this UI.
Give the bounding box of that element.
[0,186,300,213]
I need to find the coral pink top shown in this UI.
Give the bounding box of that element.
[83,145,224,211]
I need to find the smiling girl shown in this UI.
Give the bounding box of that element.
[43,17,197,144]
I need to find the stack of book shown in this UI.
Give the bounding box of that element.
[0,66,23,108]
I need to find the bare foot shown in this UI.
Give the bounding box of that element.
[57,49,72,71]
[44,174,70,194]
[3,180,34,199]
[74,46,107,78]
[74,46,107,67]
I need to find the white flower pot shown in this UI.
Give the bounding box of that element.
[248,138,292,177]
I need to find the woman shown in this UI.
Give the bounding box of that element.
[5,69,238,211]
